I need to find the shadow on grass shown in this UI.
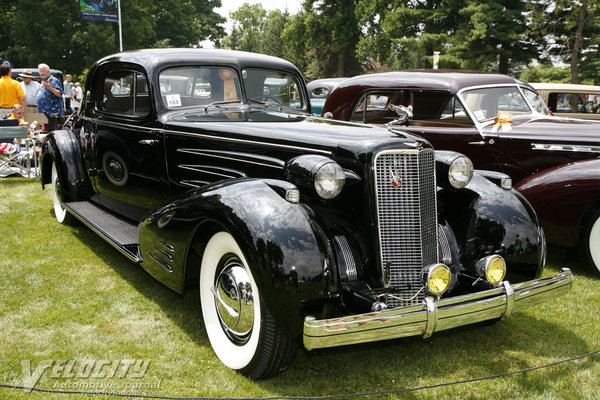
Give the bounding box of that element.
[66,216,593,397]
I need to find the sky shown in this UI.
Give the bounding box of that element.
[201,0,303,48]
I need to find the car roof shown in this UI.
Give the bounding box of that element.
[94,48,303,75]
[333,70,525,94]
[529,82,600,93]
[11,68,63,81]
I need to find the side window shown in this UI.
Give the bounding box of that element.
[100,70,149,116]
[350,92,396,124]
[554,92,599,114]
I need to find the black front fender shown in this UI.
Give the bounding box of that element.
[438,174,544,281]
[139,178,331,338]
[41,129,93,201]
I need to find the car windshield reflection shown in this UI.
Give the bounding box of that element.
[460,86,549,122]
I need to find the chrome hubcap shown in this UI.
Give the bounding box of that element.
[212,256,254,344]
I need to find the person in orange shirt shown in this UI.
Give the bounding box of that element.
[0,64,26,119]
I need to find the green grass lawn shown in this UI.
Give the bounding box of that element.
[1,177,598,399]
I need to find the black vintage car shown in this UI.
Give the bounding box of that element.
[40,49,572,379]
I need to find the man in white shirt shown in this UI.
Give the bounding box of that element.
[19,69,41,112]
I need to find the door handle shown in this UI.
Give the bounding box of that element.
[468,141,485,145]
[138,139,158,145]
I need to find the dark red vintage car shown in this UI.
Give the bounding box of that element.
[322,71,600,276]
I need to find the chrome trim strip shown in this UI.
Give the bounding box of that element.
[153,247,174,262]
[149,252,173,272]
[177,164,246,179]
[160,241,175,252]
[165,129,332,155]
[180,180,211,188]
[531,143,600,153]
[81,116,332,155]
[303,269,572,350]
[177,148,286,169]
[80,116,156,134]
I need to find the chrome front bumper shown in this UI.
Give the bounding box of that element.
[303,268,573,350]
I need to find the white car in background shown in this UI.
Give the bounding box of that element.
[530,82,600,120]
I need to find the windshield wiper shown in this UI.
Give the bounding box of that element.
[203,100,241,112]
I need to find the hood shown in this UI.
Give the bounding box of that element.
[481,115,600,143]
[161,107,432,156]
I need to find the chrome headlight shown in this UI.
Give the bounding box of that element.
[286,155,346,200]
[448,156,473,189]
[314,162,345,199]
[421,264,451,296]
[435,151,474,189]
[475,255,506,285]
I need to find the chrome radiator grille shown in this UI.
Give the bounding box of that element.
[373,149,438,307]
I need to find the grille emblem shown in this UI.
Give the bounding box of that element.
[389,167,402,187]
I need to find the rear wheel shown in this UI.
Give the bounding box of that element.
[51,162,75,225]
[585,209,600,277]
[199,231,296,379]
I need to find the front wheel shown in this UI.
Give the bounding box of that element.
[199,231,296,379]
[51,161,75,225]
[585,209,600,277]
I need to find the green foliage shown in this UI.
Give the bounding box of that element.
[520,64,571,83]
[222,3,267,52]
[0,0,225,77]
[1,179,599,399]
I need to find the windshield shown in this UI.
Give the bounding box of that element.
[460,86,549,122]
[242,69,306,110]
[159,67,241,108]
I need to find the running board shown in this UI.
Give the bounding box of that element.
[63,201,142,263]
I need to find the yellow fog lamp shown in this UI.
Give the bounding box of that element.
[421,264,451,296]
[475,255,506,285]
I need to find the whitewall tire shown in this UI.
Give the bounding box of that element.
[51,162,75,225]
[586,210,600,277]
[199,231,295,379]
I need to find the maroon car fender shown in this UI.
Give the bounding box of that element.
[515,159,600,247]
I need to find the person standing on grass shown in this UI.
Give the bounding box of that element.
[36,63,64,117]
[63,74,73,113]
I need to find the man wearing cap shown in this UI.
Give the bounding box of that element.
[19,69,40,111]
[0,63,27,119]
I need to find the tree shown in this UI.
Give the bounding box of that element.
[542,0,600,83]
[281,0,361,79]
[447,0,539,74]
[262,10,290,58]
[0,0,226,78]
[357,0,466,71]
[222,3,267,52]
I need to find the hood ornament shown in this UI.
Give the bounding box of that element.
[388,104,413,125]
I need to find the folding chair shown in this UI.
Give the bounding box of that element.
[0,120,38,178]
